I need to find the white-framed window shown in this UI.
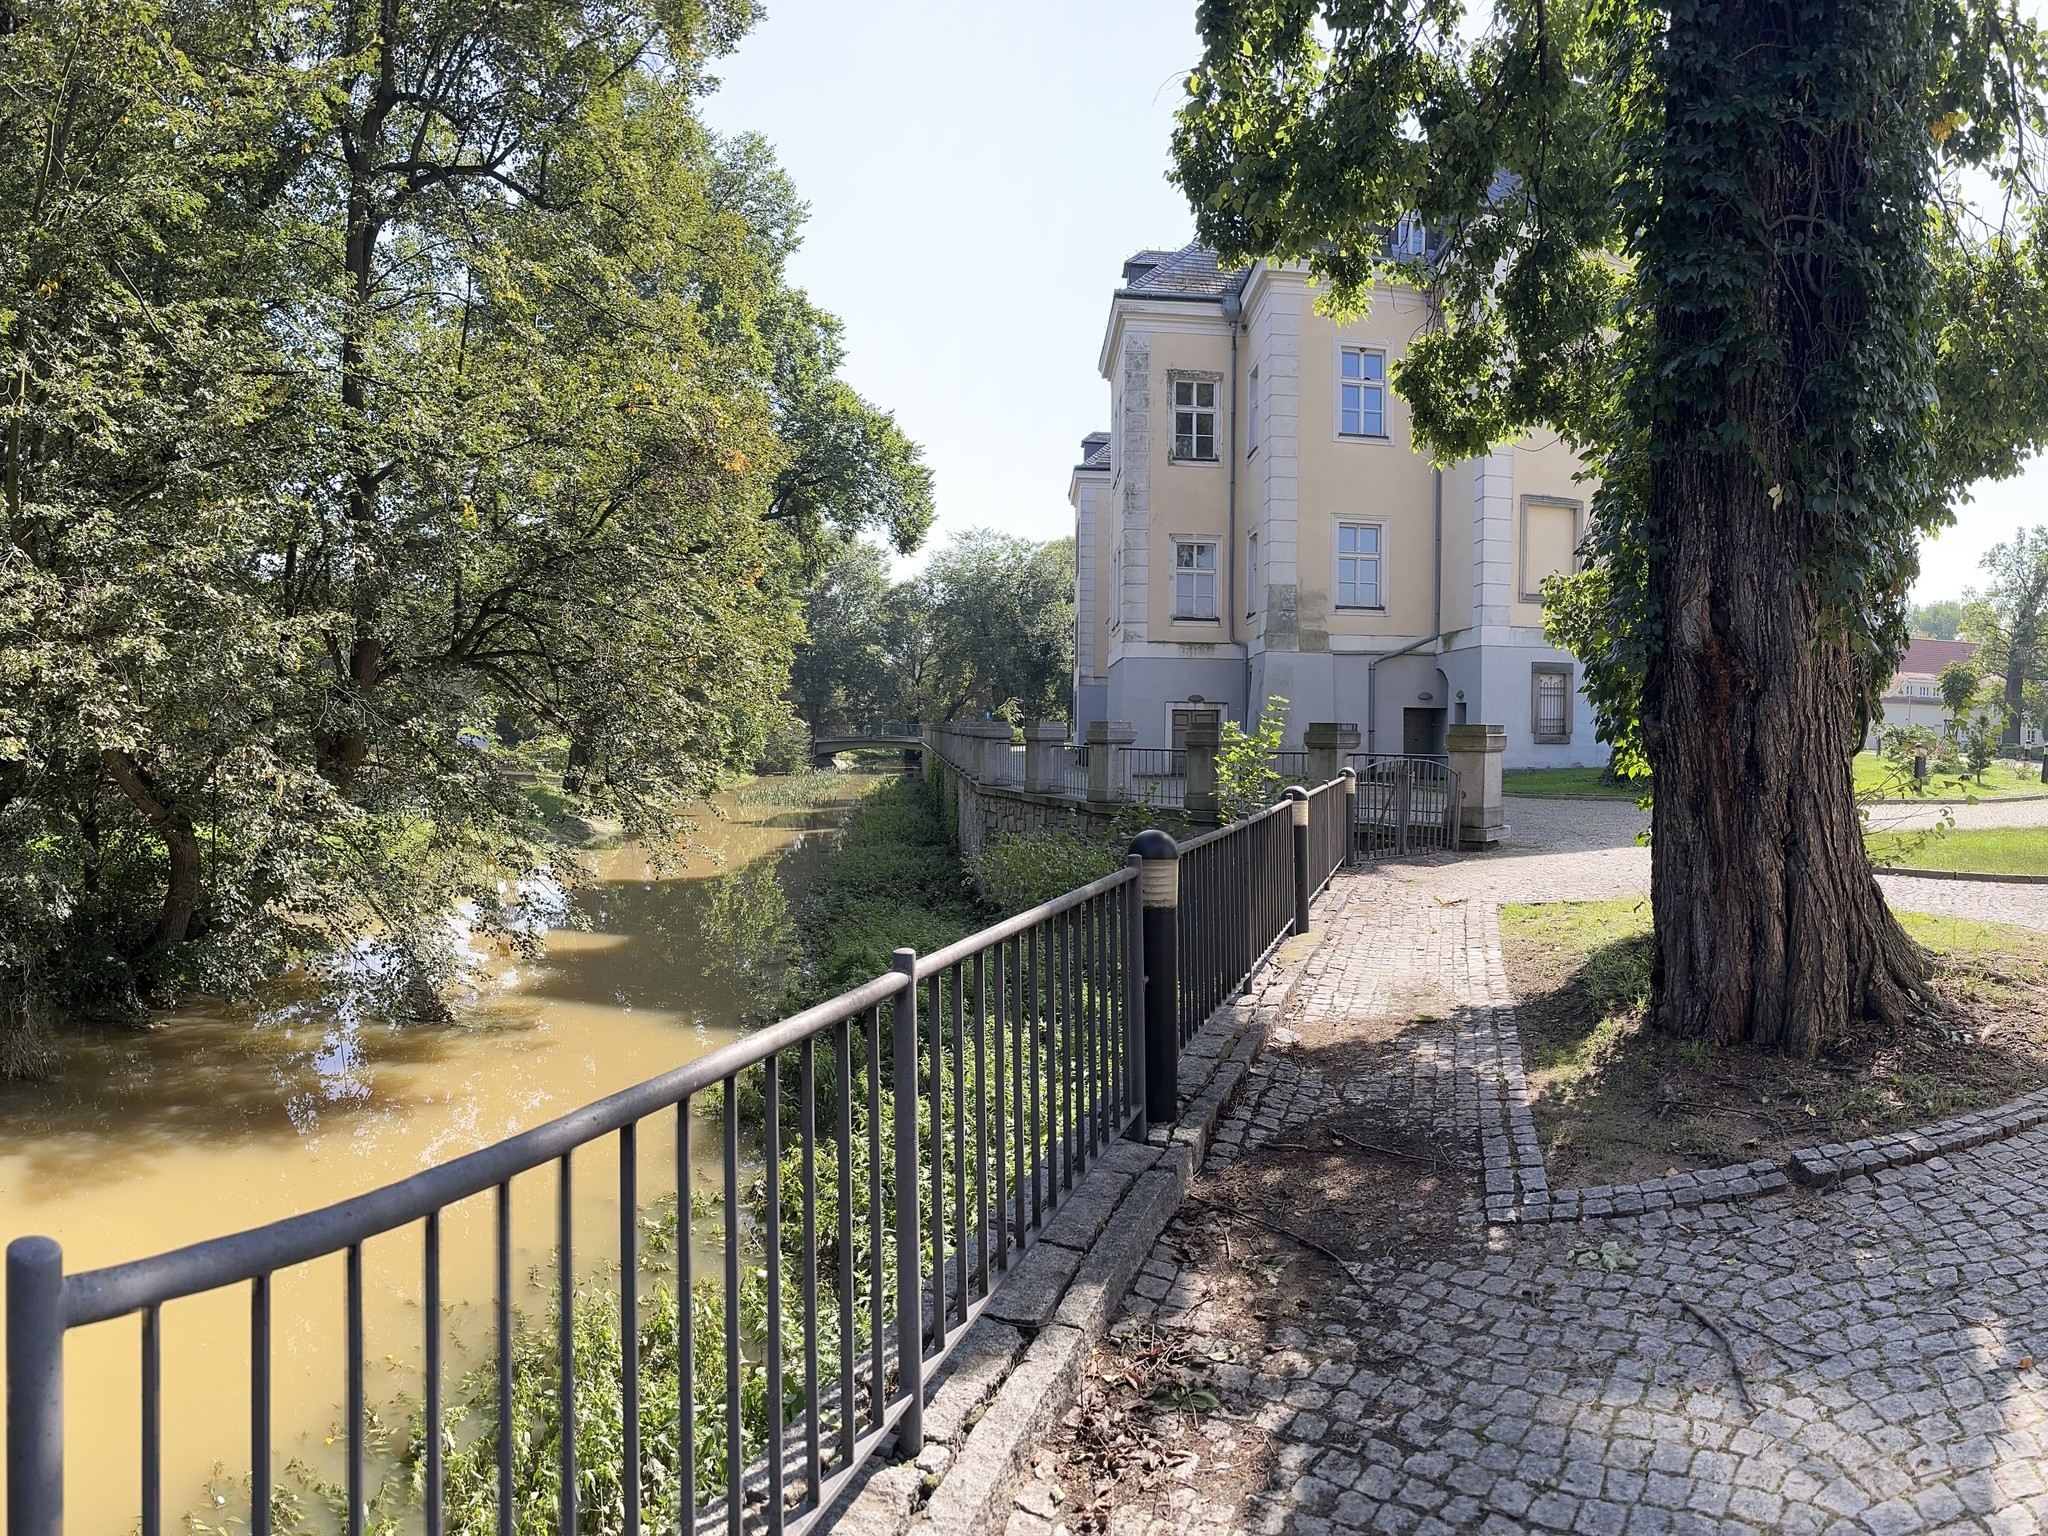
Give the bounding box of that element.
[1339,347,1386,438]
[1173,538,1218,620]
[1170,373,1219,461]
[1335,521,1383,609]
[1532,663,1572,743]
[1393,214,1428,259]
[1247,367,1261,455]
[1246,531,1260,615]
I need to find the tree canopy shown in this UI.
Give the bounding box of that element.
[789,530,1076,737]
[0,0,929,1051]
[1960,527,2048,745]
[1173,0,2048,1052]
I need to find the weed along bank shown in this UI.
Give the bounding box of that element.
[4,756,1365,1535]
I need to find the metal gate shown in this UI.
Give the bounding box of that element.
[1348,754,1461,859]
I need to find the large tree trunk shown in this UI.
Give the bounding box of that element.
[100,749,202,955]
[1641,0,1931,1055]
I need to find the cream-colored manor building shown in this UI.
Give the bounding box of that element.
[1069,242,1609,769]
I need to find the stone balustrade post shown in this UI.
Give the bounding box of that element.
[1445,723,1508,848]
[958,720,1012,786]
[1087,721,1136,805]
[1304,721,1361,786]
[1185,720,1222,823]
[1024,720,1068,795]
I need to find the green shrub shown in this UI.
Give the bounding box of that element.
[969,830,1127,915]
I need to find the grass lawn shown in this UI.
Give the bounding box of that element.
[1853,751,2043,801]
[1867,826,2048,877]
[1499,899,2048,1186]
[1501,767,1645,798]
[1504,754,2043,802]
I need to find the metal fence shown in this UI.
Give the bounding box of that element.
[1348,754,1462,859]
[1118,747,1187,809]
[5,788,1359,1536]
[1051,745,1090,799]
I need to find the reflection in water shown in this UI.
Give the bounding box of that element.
[0,774,881,1531]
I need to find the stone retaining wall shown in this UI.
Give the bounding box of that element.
[929,752,1118,860]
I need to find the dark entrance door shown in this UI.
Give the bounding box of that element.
[1403,707,1447,757]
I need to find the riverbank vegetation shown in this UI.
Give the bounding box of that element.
[0,0,932,1064]
[1500,901,2048,1186]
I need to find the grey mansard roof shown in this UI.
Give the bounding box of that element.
[1078,432,1111,471]
[1116,242,1250,301]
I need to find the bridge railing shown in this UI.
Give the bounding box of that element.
[7,783,1357,1536]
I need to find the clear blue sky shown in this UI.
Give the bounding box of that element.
[702,0,2039,604]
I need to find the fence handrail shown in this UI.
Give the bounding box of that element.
[61,968,915,1328]
[914,864,1137,979]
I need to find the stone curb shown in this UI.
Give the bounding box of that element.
[1497,1085,2048,1224]
[1875,864,2048,885]
[824,921,1311,1534]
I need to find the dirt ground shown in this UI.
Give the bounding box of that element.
[1501,901,2048,1187]
[1020,1085,1474,1534]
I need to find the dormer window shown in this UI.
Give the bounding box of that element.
[1170,373,1220,461]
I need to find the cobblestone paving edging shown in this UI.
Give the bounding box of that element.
[987,823,2048,1536]
[824,936,1317,1535]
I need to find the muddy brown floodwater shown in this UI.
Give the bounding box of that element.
[0,773,883,1533]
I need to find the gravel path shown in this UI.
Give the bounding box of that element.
[1000,808,2048,1536]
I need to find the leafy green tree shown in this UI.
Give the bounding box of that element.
[791,540,896,736]
[924,531,1075,722]
[0,0,928,1054]
[1172,0,2048,1053]
[1959,527,2048,748]
[1938,657,1985,725]
[1909,599,1968,639]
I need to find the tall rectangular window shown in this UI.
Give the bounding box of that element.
[1339,348,1385,437]
[1335,522,1382,609]
[1246,531,1260,614]
[1173,539,1218,619]
[1172,376,1218,460]
[1108,543,1121,630]
[1532,664,1572,742]
[1247,367,1261,454]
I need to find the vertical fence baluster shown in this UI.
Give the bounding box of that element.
[345,1242,364,1536]
[1091,894,1106,1153]
[141,1303,160,1536]
[836,1016,857,1466]
[927,971,946,1341]
[949,963,967,1324]
[766,1058,785,1534]
[251,1273,271,1536]
[1026,925,1041,1227]
[495,1182,512,1536]
[1063,906,1078,1189]
[425,1212,442,1536]
[890,950,924,1454]
[723,1075,743,1536]
[801,1036,822,1507]
[992,942,1009,1273]
[866,1006,885,1424]
[620,1124,641,1536]
[972,950,988,1297]
[677,1096,695,1535]
[558,1154,577,1536]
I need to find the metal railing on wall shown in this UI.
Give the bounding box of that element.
[5,781,1356,1536]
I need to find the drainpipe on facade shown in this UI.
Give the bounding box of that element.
[1366,464,1444,755]
[1221,289,1246,721]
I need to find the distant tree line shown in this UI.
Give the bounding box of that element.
[790,531,1075,739]
[0,0,930,1060]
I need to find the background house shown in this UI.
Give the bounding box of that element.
[1070,242,1609,768]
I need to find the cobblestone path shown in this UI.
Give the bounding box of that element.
[1002,810,2048,1536]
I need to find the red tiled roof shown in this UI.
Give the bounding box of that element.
[1897,637,1979,676]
